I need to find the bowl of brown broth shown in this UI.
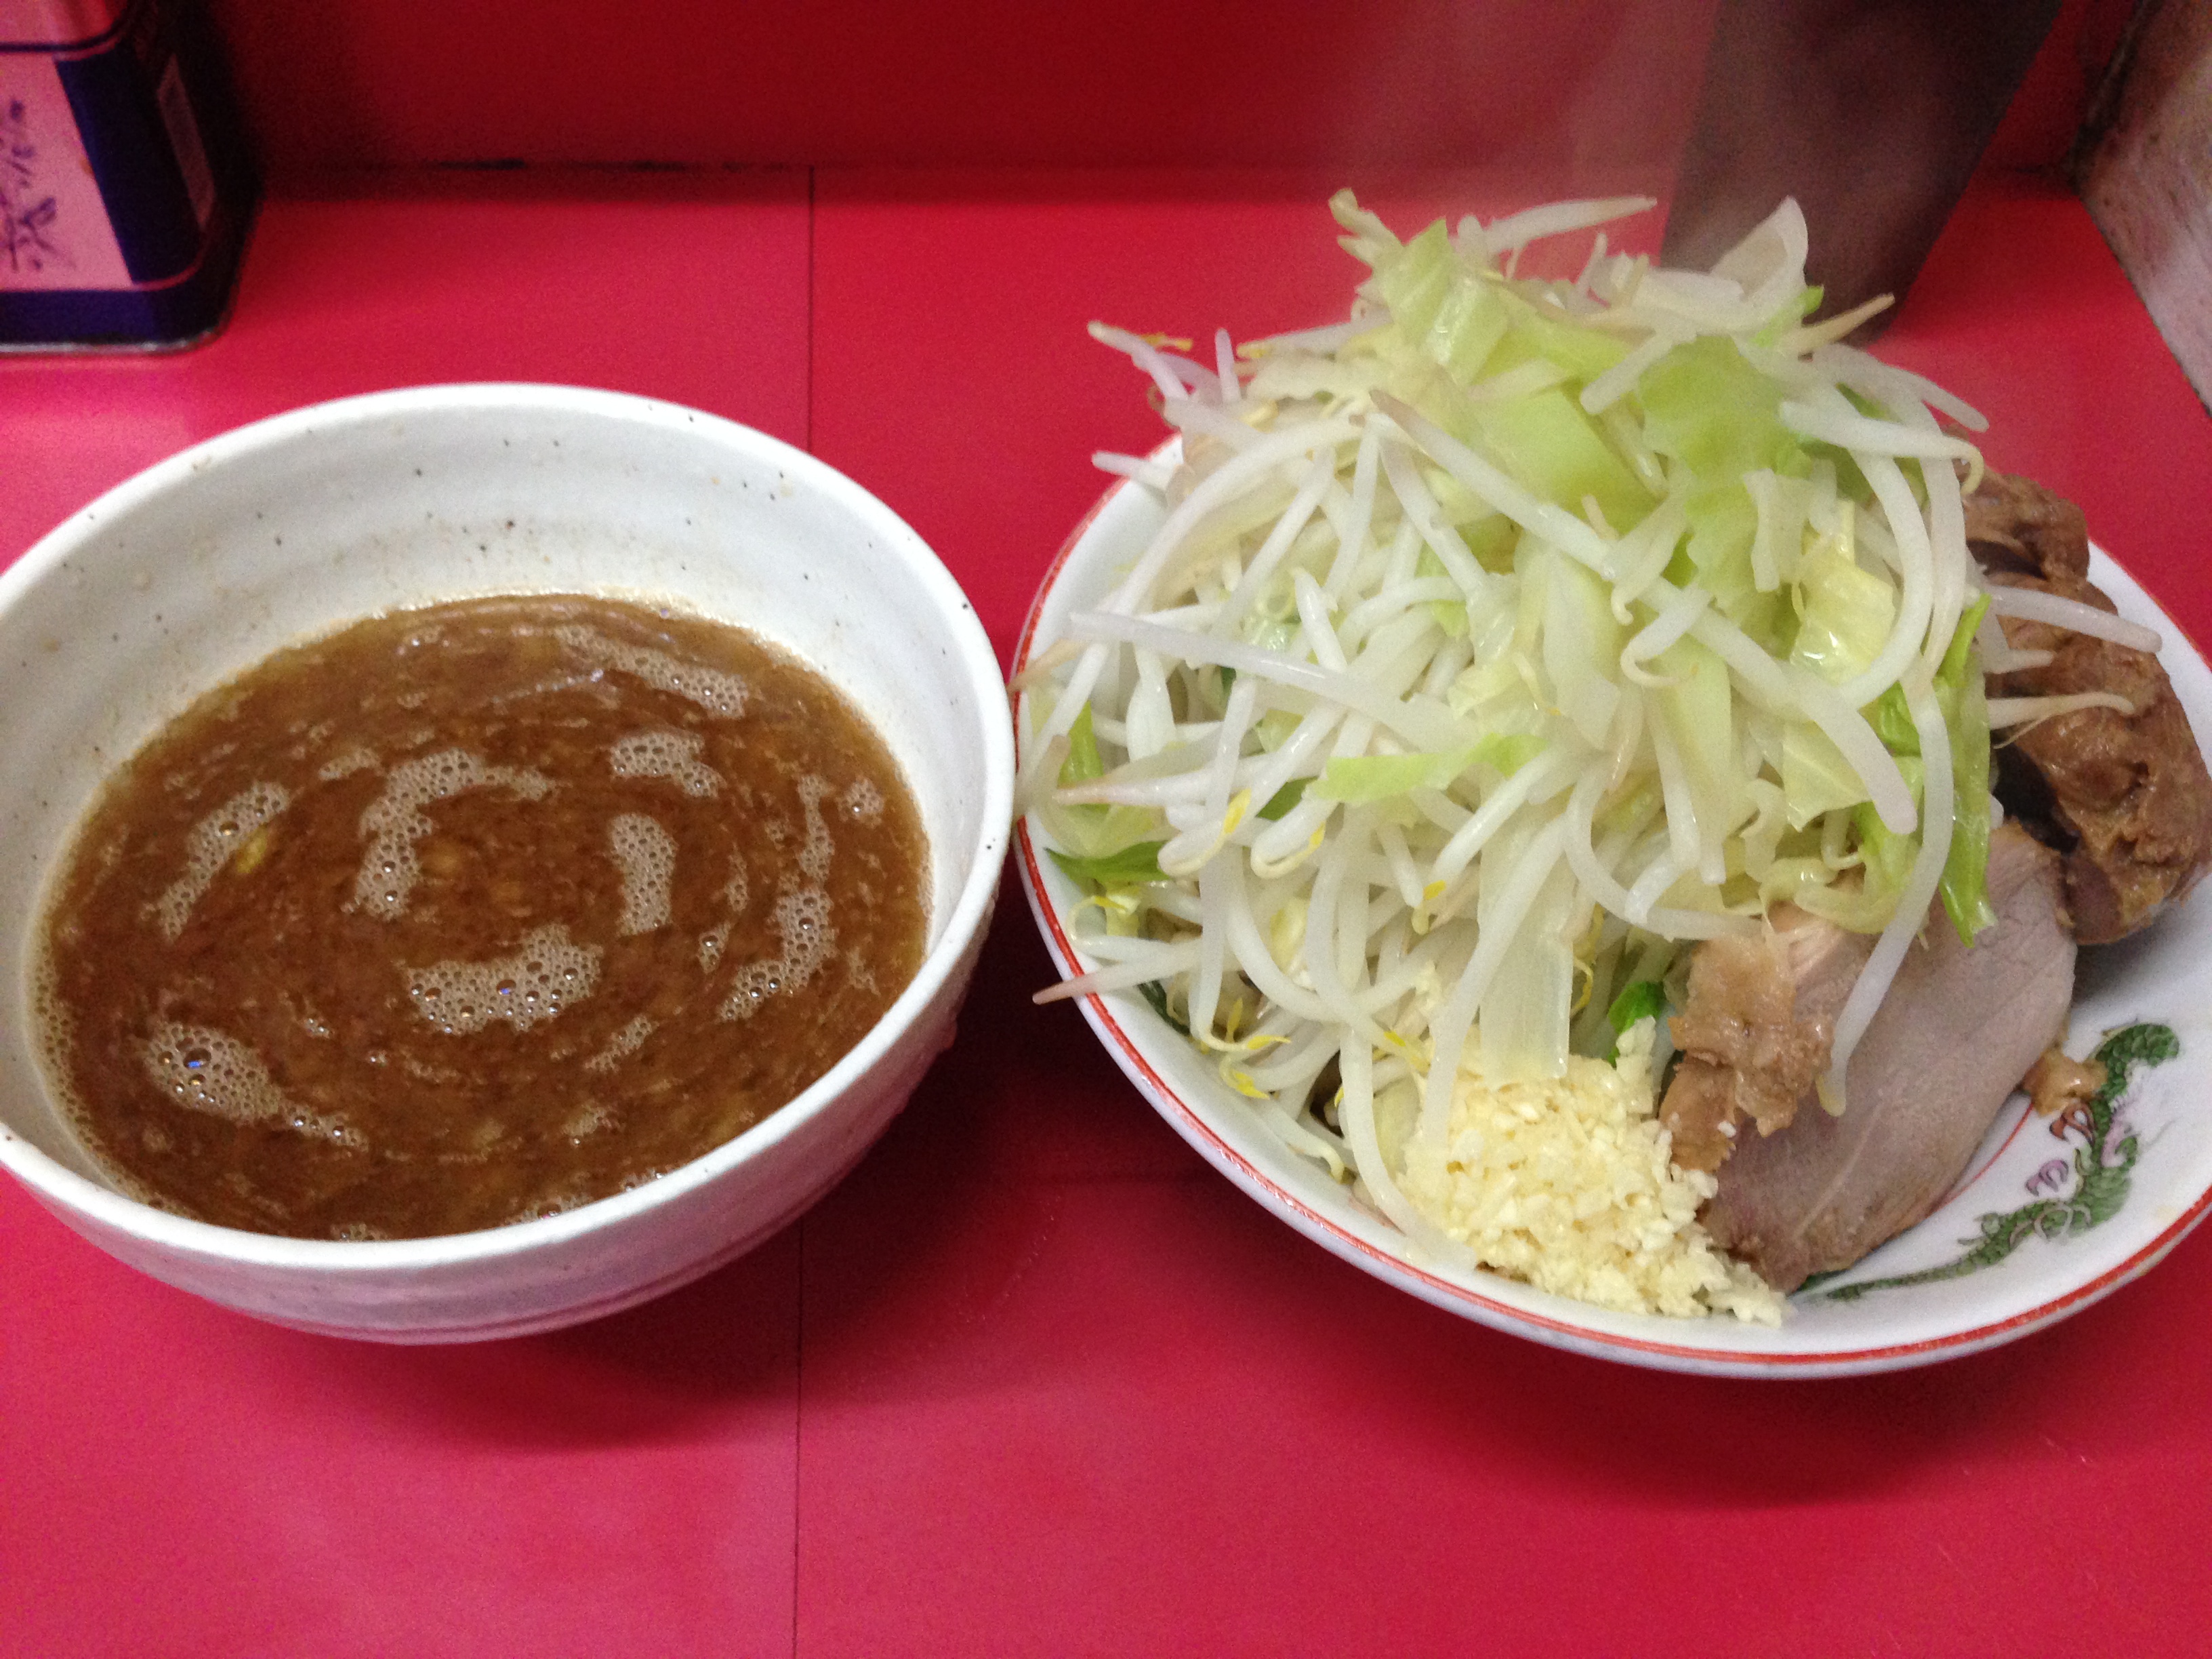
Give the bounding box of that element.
[0,384,1012,1341]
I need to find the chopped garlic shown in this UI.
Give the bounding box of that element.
[1395,1020,1783,1322]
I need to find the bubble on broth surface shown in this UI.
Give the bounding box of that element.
[796,775,836,882]
[405,922,602,1035]
[487,669,618,712]
[354,750,553,920]
[719,886,838,1023]
[563,1101,619,1139]
[316,747,379,782]
[150,781,291,942]
[777,888,836,987]
[609,729,722,798]
[584,1015,655,1076]
[554,626,750,718]
[141,1019,357,1146]
[608,813,677,935]
[844,778,884,822]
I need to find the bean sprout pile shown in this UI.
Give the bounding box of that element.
[1019,192,2160,1254]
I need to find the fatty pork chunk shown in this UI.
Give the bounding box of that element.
[1965,469,2212,943]
[1659,823,2074,1292]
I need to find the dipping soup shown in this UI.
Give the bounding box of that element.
[31,594,928,1239]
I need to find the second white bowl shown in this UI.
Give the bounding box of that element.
[0,383,1013,1342]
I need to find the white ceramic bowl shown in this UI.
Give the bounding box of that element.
[0,384,1012,1343]
[1014,457,2212,1378]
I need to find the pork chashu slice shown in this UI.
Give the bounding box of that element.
[1660,914,1873,1174]
[1662,822,2074,1292]
[1965,470,2212,943]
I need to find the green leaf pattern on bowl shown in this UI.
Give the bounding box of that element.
[1804,1022,2179,1302]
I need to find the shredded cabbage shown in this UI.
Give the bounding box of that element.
[1022,191,2092,1315]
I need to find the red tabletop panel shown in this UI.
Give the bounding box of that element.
[2,1220,803,1659]
[0,171,812,569]
[5,167,2212,1656]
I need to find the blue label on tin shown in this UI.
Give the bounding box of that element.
[0,0,249,346]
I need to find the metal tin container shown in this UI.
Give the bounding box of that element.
[1,0,252,349]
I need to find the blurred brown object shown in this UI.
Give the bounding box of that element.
[2077,0,2212,409]
[1662,0,2064,336]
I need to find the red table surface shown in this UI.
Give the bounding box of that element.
[5,167,2211,1657]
